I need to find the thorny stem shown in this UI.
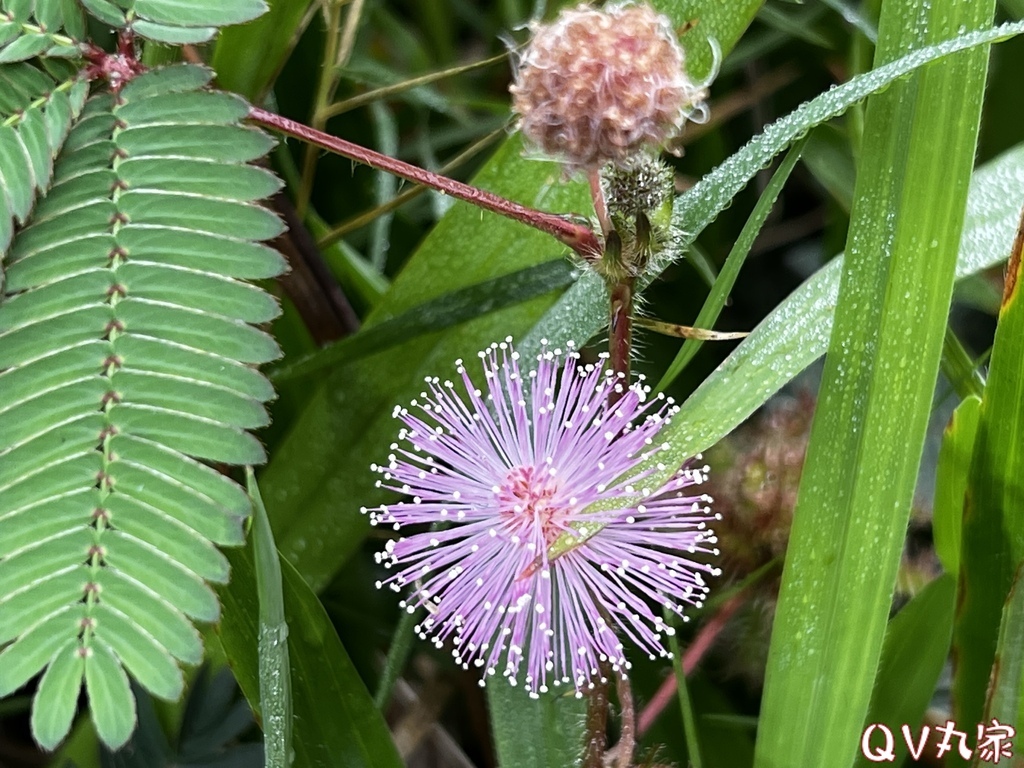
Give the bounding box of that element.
[586,273,637,755]
[593,273,637,758]
[586,159,639,760]
[249,107,601,259]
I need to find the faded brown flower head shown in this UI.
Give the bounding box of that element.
[510,3,708,172]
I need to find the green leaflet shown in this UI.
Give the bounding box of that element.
[30,640,85,749]
[70,0,269,43]
[134,0,268,29]
[0,63,284,750]
[0,0,85,63]
[0,62,87,261]
[78,0,124,28]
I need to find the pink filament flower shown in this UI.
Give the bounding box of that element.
[365,340,719,696]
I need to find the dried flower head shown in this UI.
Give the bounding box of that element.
[365,340,719,696]
[510,3,709,171]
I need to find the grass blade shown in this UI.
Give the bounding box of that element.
[853,575,956,768]
[753,0,995,765]
[216,526,402,768]
[247,468,292,768]
[954,204,1024,732]
[657,138,806,389]
[974,564,1024,768]
[933,395,982,576]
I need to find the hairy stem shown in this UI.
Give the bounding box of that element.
[614,671,637,768]
[583,674,610,768]
[609,278,635,402]
[249,107,601,258]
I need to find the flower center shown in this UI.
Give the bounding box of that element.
[498,465,566,545]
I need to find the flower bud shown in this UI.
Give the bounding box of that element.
[603,156,675,222]
[510,2,708,172]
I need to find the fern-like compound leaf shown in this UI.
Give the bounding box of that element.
[0,63,286,750]
[0,0,86,62]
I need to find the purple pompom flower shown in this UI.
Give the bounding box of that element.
[365,339,719,696]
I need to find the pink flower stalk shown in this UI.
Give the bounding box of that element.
[365,340,719,696]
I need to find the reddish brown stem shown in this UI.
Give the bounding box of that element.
[83,30,145,92]
[614,670,637,768]
[248,106,601,259]
[608,278,635,405]
[636,591,747,736]
[583,674,610,768]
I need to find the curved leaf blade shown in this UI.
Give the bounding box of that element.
[954,201,1024,730]
[217,542,404,768]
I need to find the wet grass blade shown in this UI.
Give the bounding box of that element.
[216,521,402,768]
[247,468,292,768]
[754,0,995,765]
[974,564,1024,768]
[853,575,956,768]
[954,204,1024,733]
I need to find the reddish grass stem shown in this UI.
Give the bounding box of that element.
[636,591,748,736]
[248,107,601,259]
